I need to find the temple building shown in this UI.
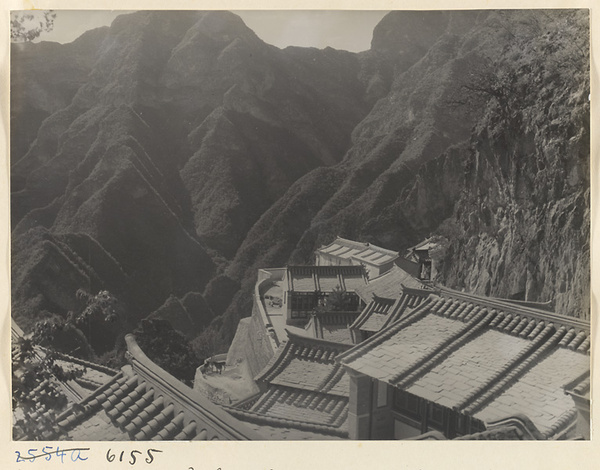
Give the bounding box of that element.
[283,265,367,326]
[350,288,429,343]
[224,332,352,439]
[315,237,399,278]
[405,238,440,281]
[52,335,347,441]
[337,287,590,440]
[354,264,426,302]
[50,335,266,441]
[13,238,590,441]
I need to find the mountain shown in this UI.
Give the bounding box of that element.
[11,10,589,350]
[219,9,590,340]
[10,11,373,337]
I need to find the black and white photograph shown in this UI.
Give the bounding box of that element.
[8,6,591,449]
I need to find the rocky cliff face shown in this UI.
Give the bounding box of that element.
[433,10,590,318]
[219,10,589,338]
[11,10,589,349]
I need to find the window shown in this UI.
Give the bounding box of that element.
[290,293,317,317]
[393,389,421,420]
[428,403,445,429]
[291,310,307,319]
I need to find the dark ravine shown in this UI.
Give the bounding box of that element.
[11,10,589,355]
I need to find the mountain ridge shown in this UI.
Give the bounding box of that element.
[10,10,590,353]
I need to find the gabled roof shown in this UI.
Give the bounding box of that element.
[223,406,347,439]
[286,265,367,293]
[245,331,353,437]
[407,237,439,253]
[305,312,358,344]
[351,289,428,334]
[256,331,352,395]
[53,353,119,402]
[316,237,399,266]
[55,335,266,441]
[339,287,590,439]
[355,265,425,302]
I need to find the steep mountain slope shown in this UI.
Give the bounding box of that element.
[10,27,109,173]
[11,10,589,352]
[218,9,589,341]
[10,11,374,340]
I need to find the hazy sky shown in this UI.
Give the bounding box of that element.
[26,10,389,52]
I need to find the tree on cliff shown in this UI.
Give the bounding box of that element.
[12,289,124,440]
[12,336,85,440]
[11,11,56,42]
[133,319,201,386]
[74,289,128,356]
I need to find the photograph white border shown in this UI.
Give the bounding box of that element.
[1,1,597,469]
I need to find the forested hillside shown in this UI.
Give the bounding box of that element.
[11,10,589,355]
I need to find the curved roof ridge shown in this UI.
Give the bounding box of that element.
[253,338,292,383]
[124,334,265,440]
[222,405,349,437]
[318,237,399,257]
[284,329,354,351]
[337,295,438,364]
[437,287,589,332]
[371,293,398,303]
[54,351,119,376]
[457,413,545,440]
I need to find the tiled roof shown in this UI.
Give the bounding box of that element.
[339,287,590,438]
[246,332,352,436]
[351,291,427,334]
[55,335,266,441]
[287,265,367,293]
[250,386,348,426]
[54,352,119,399]
[564,372,590,401]
[256,331,351,394]
[224,406,347,439]
[355,265,425,301]
[11,318,26,342]
[306,312,358,344]
[317,324,354,344]
[473,348,588,437]
[12,319,119,440]
[319,273,344,291]
[317,237,399,266]
[408,238,439,253]
[410,414,548,440]
[414,242,437,252]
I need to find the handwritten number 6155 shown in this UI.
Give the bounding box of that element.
[106,449,162,465]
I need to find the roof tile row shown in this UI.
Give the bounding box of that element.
[339,288,589,438]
